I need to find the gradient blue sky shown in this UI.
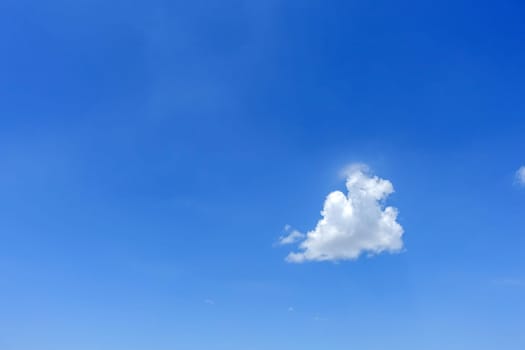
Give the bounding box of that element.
[1,1,525,349]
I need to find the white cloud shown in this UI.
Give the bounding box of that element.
[278,225,305,245]
[285,164,404,263]
[516,166,525,186]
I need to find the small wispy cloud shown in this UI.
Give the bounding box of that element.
[313,315,327,321]
[204,299,215,305]
[288,306,294,312]
[278,226,305,245]
[492,278,524,287]
[515,166,525,186]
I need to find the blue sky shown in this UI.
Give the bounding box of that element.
[1,0,525,349]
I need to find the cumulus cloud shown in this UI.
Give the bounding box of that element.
[285,164,404,263]
[516,166,525,186]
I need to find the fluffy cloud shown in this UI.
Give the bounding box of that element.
[516,166,525,186]
[285,165,404,263]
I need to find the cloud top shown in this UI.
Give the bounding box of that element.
[285,165,404,263]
